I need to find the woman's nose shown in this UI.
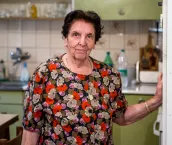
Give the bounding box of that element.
[79,36,87,46]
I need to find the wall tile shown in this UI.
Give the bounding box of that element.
[124,21,140,50]
[95,34,109,49]
[0,20,8,32]
[50,33,64,48]
[36,49,50,63]
[22,20,36,32]
[50,48,66,58]
[22,32,36,48]
[0,32,7,47]
[9,20,22,32]
[109,21,125,49]
[7,47,17,62]
[51,20,64,34]
[36,32,50,48]
[36,21,50,32]
[90,49,120,68]
[21,48,37,63]
[0,48,8,61]
[125,49,140,65]
[27,63,39,75]
[8,32,21,47]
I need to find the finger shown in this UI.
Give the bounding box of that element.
[158,72,163,81]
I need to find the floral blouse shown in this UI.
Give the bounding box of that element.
[22,55,127,145]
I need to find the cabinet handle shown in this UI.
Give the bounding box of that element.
[138,98,145,104]
[118,9,125,15]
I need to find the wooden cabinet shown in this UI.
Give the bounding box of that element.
[113,94,159,145]
[74,0,162,20]
[0,91,24,139]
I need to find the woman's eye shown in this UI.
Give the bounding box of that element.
[87,34,93,39]
[73,32,79,37]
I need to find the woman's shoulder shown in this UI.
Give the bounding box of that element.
[91,57,120,77]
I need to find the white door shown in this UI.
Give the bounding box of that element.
[162,0,172,145]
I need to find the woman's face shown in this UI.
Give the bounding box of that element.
[65,20,95,61]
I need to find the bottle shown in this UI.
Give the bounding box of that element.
[118,49,128,87]
[0,60,6,80]
[30,4,37,18]
[104,51,114,67]
[20,62,30,82]
[26,2,31,17]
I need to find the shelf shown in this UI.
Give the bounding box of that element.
[0,17,65,20]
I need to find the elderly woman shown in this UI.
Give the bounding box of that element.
[22,10,162,145]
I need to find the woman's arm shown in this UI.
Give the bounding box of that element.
[22,129,40,145]
[114,73,162,126]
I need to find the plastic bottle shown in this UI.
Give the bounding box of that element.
[104,51,114,67]
[20,62,30,82]
[118,49,128,87]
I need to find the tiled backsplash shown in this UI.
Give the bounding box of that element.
[0,19,157,76]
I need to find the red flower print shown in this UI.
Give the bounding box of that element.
[101,70,108,78]
[77,74,85,80]
[35,72,41,82]
[34,87,43,95]
[48,63,56,71]
[117,101,124,107]
[92,113,97,120]
[52,133,59,139]
[53,105,62,114]
[53,120,59,127]
[84,83,89,91]
[76,136,83,145]
[57,84,68,92]
[28,105,32,112]
[82,114,90,123]
[81,101,91,110]
[46,84,55,93]
[25,120,29,126]
[110,91,118,99]
[101,88,108,97]
[46,97,54,105]
[93,81,98,88]
[62,125,72,133]
[101,122,107,131]
[73,91,80,100]
[102,101,108,109]
[93,62,100,69]
[39,136,43,144]
[34,111,42,118]
[110,110,114,117]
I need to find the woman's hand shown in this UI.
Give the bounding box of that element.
[154,72,163,103]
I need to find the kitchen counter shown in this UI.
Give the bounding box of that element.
[122,83,157,95]
[0,81,157,95]
[0,81,28,91]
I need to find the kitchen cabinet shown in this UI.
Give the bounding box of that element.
[74,0,162,20]
[113,94,159,145]
[0,91,24,139]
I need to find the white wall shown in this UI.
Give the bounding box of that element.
[0,20,157,76]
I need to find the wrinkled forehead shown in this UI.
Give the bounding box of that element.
[69,19,95,35]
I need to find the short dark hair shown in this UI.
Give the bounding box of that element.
[61,10,104,43]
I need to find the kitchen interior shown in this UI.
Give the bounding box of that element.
[0,0,167,145]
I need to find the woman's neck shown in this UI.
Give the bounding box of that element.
[63,53,93,75]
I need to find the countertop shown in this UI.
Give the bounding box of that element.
[122,83,157,95]
[0,81,157,95]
